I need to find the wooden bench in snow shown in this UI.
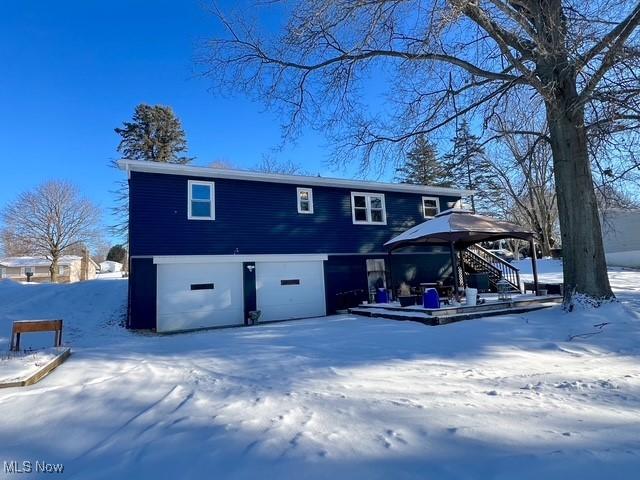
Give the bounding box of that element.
[10,319,63,352]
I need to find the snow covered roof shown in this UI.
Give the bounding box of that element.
[118,159,475,197]
[100,261,122,267]
[0,255,82,268]
[385,209,534,250]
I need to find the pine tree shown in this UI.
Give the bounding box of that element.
[106,244,127,264]
[115,104,193,164]
[443,121,501,213]
[111,104,193,240]
[395,135,450,186]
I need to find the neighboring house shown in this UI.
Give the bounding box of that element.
[602,209,640,268]
[99,261,123,273]
[0,255,98,283]
[119,159,472,332]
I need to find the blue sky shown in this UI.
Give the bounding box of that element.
[0,0,344,245]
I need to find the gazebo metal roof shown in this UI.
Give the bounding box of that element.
[384,209,540,299]
[384,209,534,250]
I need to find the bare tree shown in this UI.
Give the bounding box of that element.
[255,156,306,175]
[209,155,307,175]
[487,104,559,256]
[1,181,102,282]
[208,159,237,169]
[203,0,640,305]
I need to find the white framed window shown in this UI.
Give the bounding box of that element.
[188,180,215,220]
[422,196,440,218]
[0,267,5,278]
[22,266,34,275]
[58,265,65,275]
[297,187,314,214]
[351,192,387,225]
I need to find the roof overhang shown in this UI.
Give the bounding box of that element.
[153,254,329,264]
[117,159,475,197]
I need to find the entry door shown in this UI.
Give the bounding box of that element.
[156,262,244,332]
[256,261,326,322]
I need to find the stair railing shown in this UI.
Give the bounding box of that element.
[463,245,521,292]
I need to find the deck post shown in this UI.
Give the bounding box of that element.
[530,238,540,295]
[387,250,394,302]
[459,249,467,288]
[450,241,460,301]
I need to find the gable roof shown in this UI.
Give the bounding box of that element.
[118,159,474,197]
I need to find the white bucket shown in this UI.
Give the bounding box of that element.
[465,288,478,306]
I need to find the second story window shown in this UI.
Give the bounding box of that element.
[188,180,215,220]
[297,187,314,214]
[422,196,440,218]
[351,192,387,225]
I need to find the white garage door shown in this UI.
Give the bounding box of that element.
[157,262,244,332]
[256,261,326,322]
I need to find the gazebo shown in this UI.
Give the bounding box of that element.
[384,209,540,299]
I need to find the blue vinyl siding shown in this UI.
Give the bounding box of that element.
[324,252,453,313]
[128,258,156,329]
[129,171,460,257]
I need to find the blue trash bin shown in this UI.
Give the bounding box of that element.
[423,288,440,308]
[375,289,389,304]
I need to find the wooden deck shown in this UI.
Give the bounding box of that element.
[349,295,563,326]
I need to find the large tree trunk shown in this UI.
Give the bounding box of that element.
[50,253,59,283]
[545,87,613,305]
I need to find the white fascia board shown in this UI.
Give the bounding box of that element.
[117,159,475,197]
[153,254,329,265]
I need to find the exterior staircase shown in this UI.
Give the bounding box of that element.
[460,245,521,292]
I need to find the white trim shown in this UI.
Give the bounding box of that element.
[153,254,329,265]
[0,267,5,278]
[188,180,215,220]
[118,159,474,197]
[351,192,387,225]
[296,187,314,214]
[422,196,441,218]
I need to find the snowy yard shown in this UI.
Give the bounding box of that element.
[1,262,639,479]
[0,348,63,385]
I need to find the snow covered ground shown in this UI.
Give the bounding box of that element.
[0,262,639,479]
[0,348,61,384]
[514,258,640,311]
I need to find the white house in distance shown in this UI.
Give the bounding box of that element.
[0,255,97,283]
[602,209,640,269]
[99,260,123,273]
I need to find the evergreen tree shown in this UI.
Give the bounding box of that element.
[111,104,193,240]
[395,135,450,187]
[115,104,193,164]
[106,244,127,264]
[443,121,501,213]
